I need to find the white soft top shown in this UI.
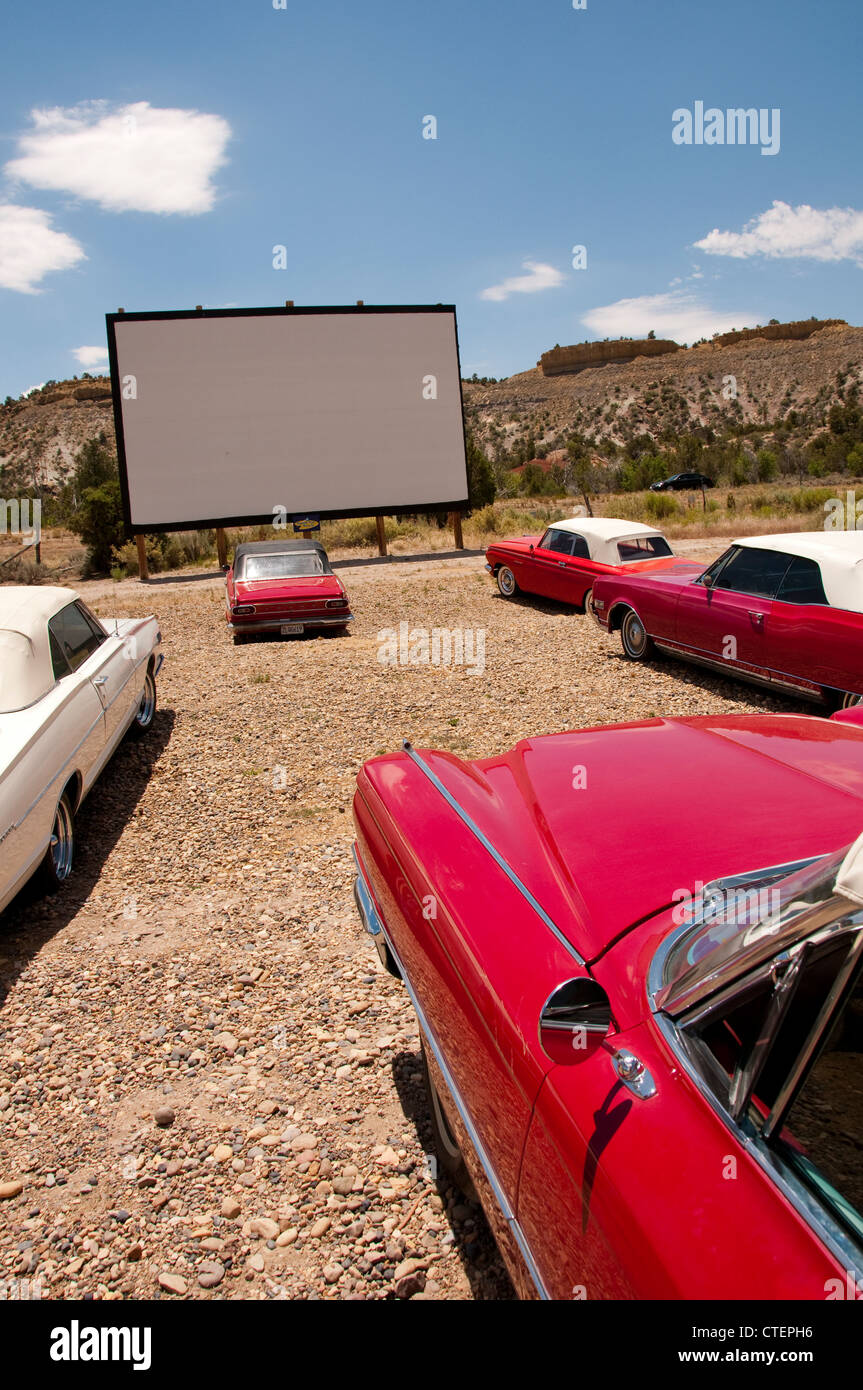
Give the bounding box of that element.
[0,586,80,713]
[551,517,669,565]
[739,533,863,613]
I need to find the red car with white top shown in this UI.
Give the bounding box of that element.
[485,516,683,614]
[225,540,353,645]
[353,710,863,1299]
[591,532,863,707]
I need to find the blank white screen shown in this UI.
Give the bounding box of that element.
[112,309,468,528]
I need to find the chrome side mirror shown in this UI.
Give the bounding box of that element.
[539,978,611,1065]
[700,572,714,588]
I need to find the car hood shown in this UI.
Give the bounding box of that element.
[360,714,863,962]
[233,575,344,602]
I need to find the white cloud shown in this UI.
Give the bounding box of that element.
[694,200,863,267]
[0,203,85,293]
[72,345,109,367]
[22,383,45,397]
[480,260,565,302]
[581,291,763,345]
[5,101,231,215]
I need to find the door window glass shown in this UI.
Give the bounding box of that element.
[776,557,829,607]
[48,602,106,673]
[712,547,792,599]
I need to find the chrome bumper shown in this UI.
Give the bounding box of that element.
[227,614,354,634]
[484,563,493,573]
[352,843,400,977]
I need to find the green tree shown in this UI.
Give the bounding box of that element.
[565,434,596,515]
[464,430,496,511]
[74,479,125,574]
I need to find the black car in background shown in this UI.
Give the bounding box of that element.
[650,472,715,492]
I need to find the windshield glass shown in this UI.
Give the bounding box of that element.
[652,848,852,1012]
[240,553,324,580]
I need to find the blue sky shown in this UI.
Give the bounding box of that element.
[1,0,861,397]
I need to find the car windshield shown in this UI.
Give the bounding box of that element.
[240,553,324,580]
[617,536,673,561]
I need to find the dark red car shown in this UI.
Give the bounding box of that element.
[225,540,353,645]
[592,532,863,708]
[353,710,863,1299]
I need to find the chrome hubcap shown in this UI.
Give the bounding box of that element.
[498,568,515,596]
[625,613,646,656]
[841,691,863,709]
[50,800,73,881]
[136,673,156,726]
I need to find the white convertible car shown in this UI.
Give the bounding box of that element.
[0,586,163,914]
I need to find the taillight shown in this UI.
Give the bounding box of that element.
[326,598,348,609]
[233,604,255,615]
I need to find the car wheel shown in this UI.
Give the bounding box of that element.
[497,566,518,598]
[583,588,594,618]
[840,691,863,709]
[37,792,75,893]
[232,632,247,646]
[620,608,653,661]
[129,668,157,737]
[420,1036,476,1198]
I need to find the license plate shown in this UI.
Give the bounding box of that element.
[281,623,303,635]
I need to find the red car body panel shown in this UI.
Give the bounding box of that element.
[352,713,863,1299]
[484,535,685,607]
[592,562,863,701]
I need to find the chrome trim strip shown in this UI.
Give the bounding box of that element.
[352,843,550,1299]
[652,640,824,699]
[402,740,585,967]
[653,1011,863,1282]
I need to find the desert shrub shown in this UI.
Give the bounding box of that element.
[645,492,679,521]
[471,504,497,534]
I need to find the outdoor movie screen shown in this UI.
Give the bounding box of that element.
[106,304,469,533]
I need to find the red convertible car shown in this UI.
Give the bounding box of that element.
[225,540,353,644]
[353,711,863,1299]
[485,517,682,613]
[592,532,863,708]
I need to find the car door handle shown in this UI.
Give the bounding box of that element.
[748,611,765,625]
[92,676,108,686]
[558,561,567,567]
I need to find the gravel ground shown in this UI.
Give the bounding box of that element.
[0,550,807,1301]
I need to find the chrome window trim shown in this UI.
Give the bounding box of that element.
[402,740,585,967]
[763,927,863,1141]
[647,854,830,1014]
[352,843,550,1300]
[653,1010,863,1284]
